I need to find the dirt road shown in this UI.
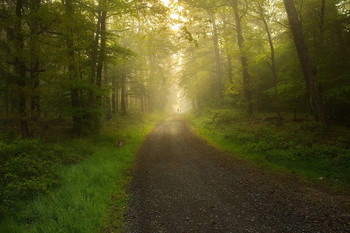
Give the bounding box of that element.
[127,115,350,232]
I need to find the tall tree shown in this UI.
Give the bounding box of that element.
[231,0,253,116]
[254,0,280,117]
[210,12,223,100]
[14,0,30,137]
[283,0,325,121]
[64,0,82,134]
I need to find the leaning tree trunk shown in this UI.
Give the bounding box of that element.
[231,0,253,116]
[283,0,325,122]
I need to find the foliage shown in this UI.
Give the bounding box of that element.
[0,139,60,217]
[0,113,160,232]
[0,137,93,219]
[190,108,350,184]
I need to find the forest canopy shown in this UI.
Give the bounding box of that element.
[0,0,350,137]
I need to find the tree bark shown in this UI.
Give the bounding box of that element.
[65,0,82,134]
[104,66,112,120]
[257,3,280,117]
[222,13,234,84]
[29,0,42,128]
[96,1,107,97]
[15,0,30,137]
[111,75,117,113]
[231,0,253,116]
[210,13,223,100]
[121,74,126,114]
[283,0,325,122]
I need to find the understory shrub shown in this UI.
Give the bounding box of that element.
[0,139,60,217]
[191,108,350,184]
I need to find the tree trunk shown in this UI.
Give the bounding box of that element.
[210,13,223,100]
[96,2,107,98]
[90,10,101,103]
[121,75,126,114]
[111,76,117,113]
[29,0,42,130]
[65,0,82,134]
[104,67,112,120]
[15,0,30,137]
[257,3,280,117]
[141,95,145,112]
[283,0,325,122]
[319,0,325,46]
[231,0,253,116]
[222,13,234,84]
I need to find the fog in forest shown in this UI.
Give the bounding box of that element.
[1,0,350,136]
[1,0,350,231]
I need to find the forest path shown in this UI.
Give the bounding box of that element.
[126,115,350,233]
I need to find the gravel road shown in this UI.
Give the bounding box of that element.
[127,115,350,233]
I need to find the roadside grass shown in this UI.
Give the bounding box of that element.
[0,113,160,233]
[188,108,350,186]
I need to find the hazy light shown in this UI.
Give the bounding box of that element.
[170,13,179,20]
[161,0,171,7]
[160,0,186,32]
[170,24,181,31]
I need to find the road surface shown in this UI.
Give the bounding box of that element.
[127,115,350,232]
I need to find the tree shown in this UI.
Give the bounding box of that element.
[230,0,253,116]
[283,0,325,121]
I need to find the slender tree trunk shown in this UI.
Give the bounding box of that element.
[96,2,107,97]
[319,0,325,46]
[283,0,325,122]
[104,67,112,120]
[121,75,126,114]
[29,0,42,129]
[90,10,101,102]
[111,76,117,113]
[88,8,101,129]
[222,13,234,84]
[257,3,280,117]
[92,3,107,128]
[15,0,30,137]
[116,85,119,112]
[141,95,144,112]
[231,0,253,116]
[65,0,82,134]
[210,13,223,100]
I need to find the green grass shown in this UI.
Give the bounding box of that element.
[188,108,350,186]
[0,113,160,233]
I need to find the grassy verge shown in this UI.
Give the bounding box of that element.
[188,108,350,186]
[0,113,161,233]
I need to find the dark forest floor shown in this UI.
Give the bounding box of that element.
[126,115,350,232]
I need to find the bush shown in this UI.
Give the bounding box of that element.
[0,139,60,217]
[191,108,350,184]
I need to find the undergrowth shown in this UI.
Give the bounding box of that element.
[189,108,350,185]
[0,113,160,233]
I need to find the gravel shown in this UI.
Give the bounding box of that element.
[126,115,350,233]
